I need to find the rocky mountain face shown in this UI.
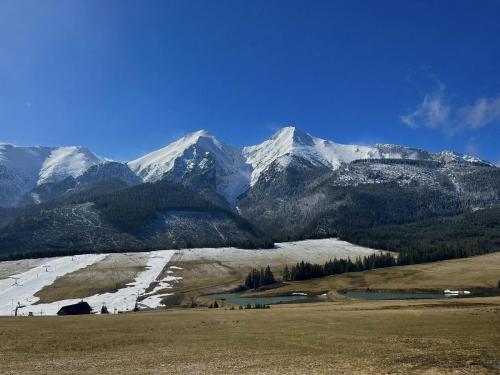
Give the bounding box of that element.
[128,130,251,204]
[0,144,104,206]
[19,161,142,206]
[0,127,498,258]
[237,157,500,241]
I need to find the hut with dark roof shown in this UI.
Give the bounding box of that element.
[57,301,92,316]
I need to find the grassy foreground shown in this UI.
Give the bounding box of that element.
[1,298,499,374]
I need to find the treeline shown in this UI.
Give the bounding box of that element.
[245,266,276,289]
[283,252,396,281]
[340,206,500,265]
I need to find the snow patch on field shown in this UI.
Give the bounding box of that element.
[0,254,106,316]
[0,250,177,316]
[174,238,381,267]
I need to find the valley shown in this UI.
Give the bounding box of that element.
[1,127,499,374]
[0,238,380,315]
[0,239,499,374]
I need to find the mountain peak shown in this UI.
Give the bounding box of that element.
[185,129,214,139]
[271,126,314,146]
[128,130,251,203]
[37,146,104,185]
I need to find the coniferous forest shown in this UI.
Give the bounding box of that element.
[244,266,276,289]
[283,252,397,282]
[340,206,500,264]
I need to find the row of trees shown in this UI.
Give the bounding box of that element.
[244,266,276,289]
[245,253,396,287]
[283,252,397,281]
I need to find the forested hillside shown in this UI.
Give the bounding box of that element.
[0,179,269,260]
[340,207,500,264]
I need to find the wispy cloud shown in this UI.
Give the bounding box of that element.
[400,86,500,135]
[457,96,500,129]
[465,137,479,156]
[400,85,450,131]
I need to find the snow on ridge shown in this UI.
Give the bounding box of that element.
[242,126,380,185]
[128,130,251,203]
[242,127,494,185]
[37,146,104,185]
[127,130,218,182]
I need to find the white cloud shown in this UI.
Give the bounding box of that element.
[401,87,500,135]
[457,96,500,129]
[400,89,450,130]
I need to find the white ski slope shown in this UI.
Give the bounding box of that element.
[0,254,106,316]
[0,250,177,316]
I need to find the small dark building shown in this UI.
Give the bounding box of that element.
[57,301,92,316]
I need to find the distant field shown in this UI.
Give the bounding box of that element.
[0,238,379,314]
[168,238,381,300]
[1,297,499,374]
[252,252,500,299]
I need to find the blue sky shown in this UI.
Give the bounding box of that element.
[1,0,500,163]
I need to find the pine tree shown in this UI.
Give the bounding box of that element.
[283,265,291,281]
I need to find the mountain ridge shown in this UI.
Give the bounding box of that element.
[1,127,496,208]
[0,127,498,259]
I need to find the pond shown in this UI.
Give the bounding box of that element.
[342,290,447,300]
[208,292,323,306]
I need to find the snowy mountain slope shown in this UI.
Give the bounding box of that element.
[128,130,251,203]
[243,127,379,185]
[0,144,53,206]
[0,144,104,206]
[37,146,104,185]
[242,127,492,186]
[1,127,494,209]
[20,161,141,206]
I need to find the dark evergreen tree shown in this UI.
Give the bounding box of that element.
[282,265,291,281]
[244,266,276,289]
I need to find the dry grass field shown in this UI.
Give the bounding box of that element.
[34,253,148,303]
[0,297,499,374]
[250,252,500,298]
[1,251,499,373]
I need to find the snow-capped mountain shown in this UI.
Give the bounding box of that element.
[243,127,381,185]
[128,130,251,204]
[1,128,498,258]
[242,127,491,186]
[1,127,493,208]
[37,146,105,185]
[0,144,104,206]
[127,126,493,203]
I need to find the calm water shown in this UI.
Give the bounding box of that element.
[342,291,446,300]
[208,292,317,305]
